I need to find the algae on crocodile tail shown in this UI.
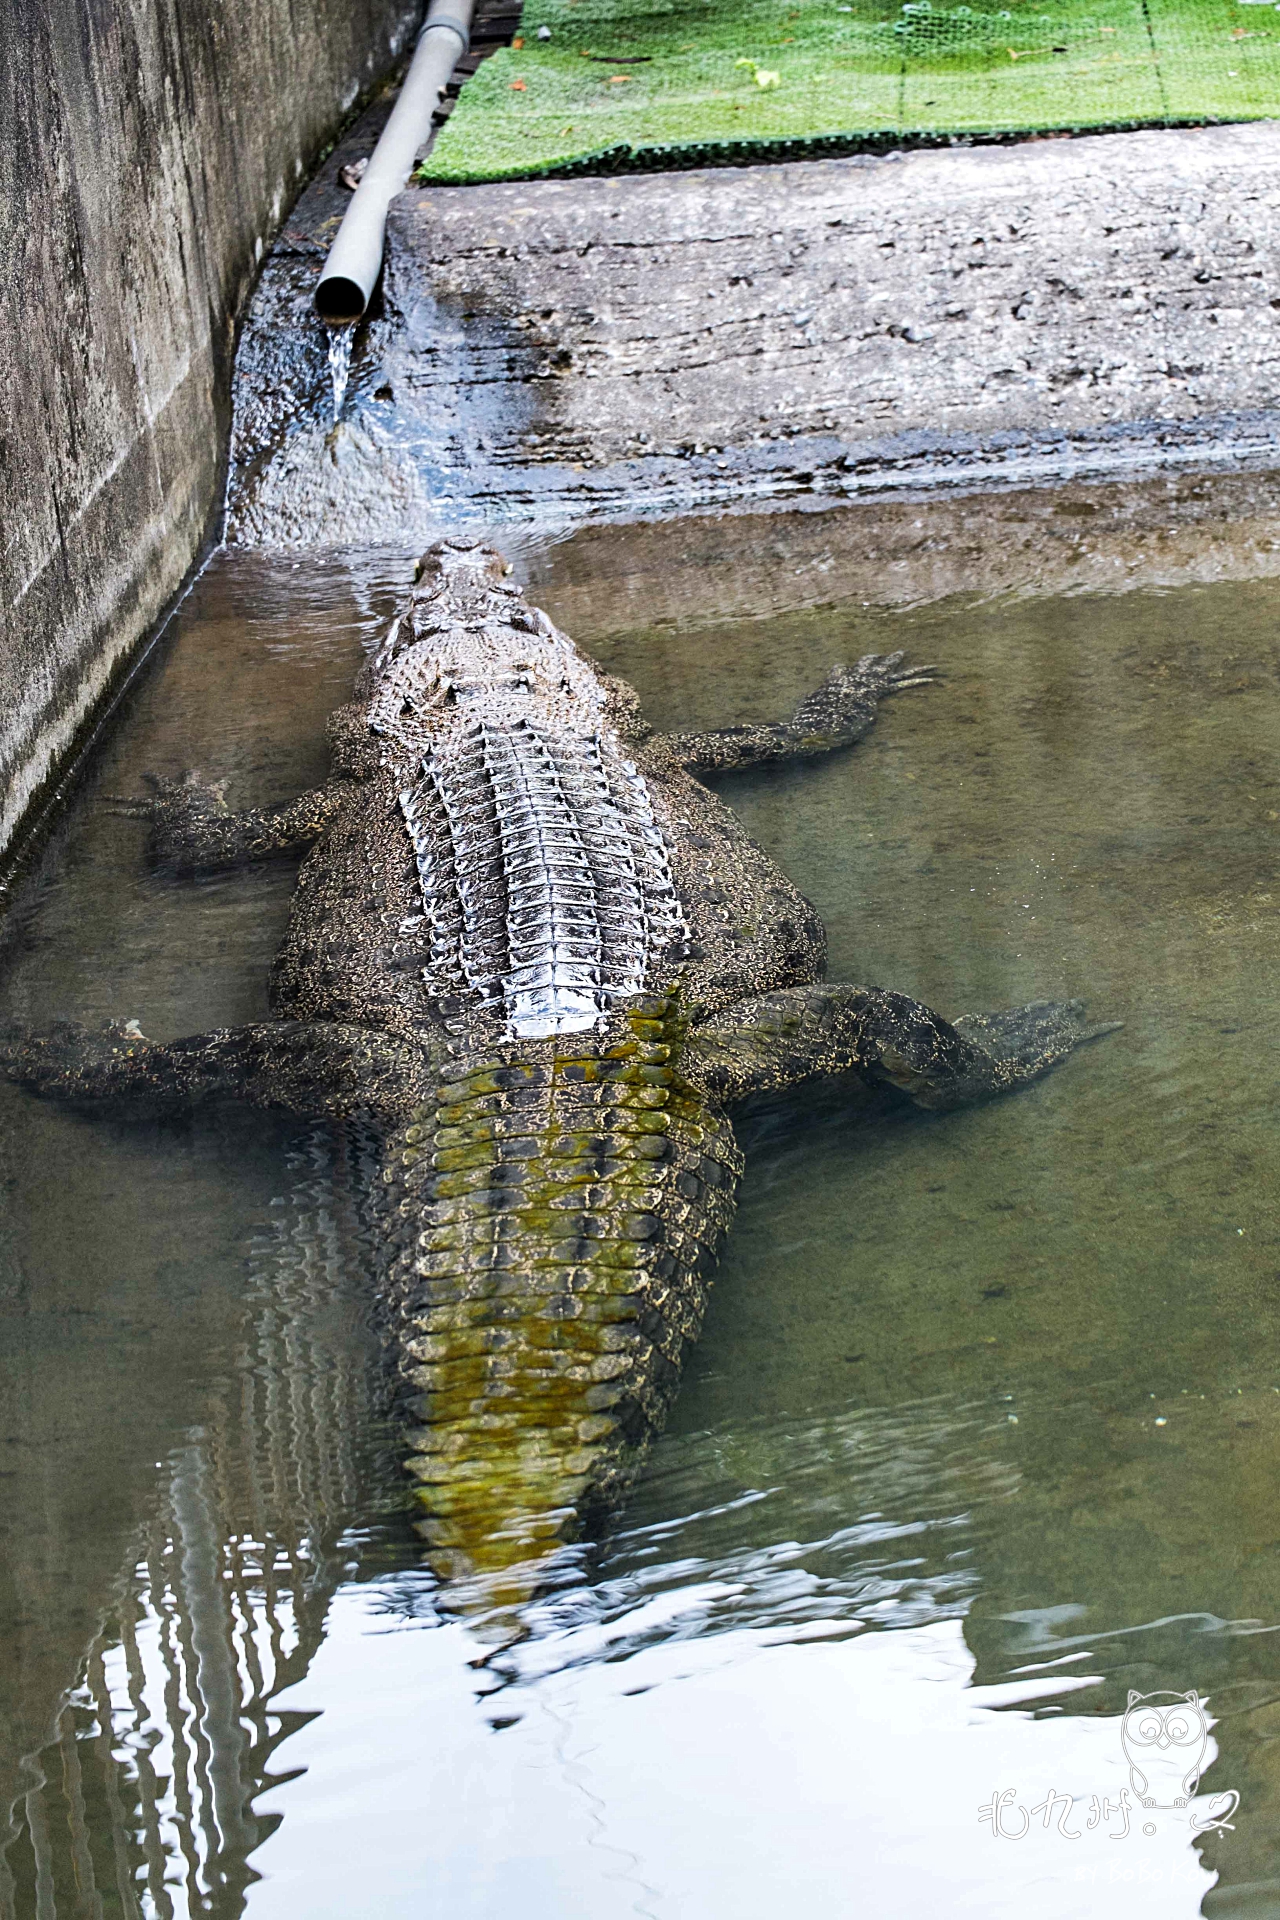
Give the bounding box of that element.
[418,0,1280,187]
[385,1001,742,1614]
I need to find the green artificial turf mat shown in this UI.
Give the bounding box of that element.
[417,0,1280,184]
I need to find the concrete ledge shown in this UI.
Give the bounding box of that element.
[259,120,1280,541]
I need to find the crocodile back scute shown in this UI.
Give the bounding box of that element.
[399,717,687,1039]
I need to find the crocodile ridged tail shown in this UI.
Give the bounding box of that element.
[377,995,742,1608]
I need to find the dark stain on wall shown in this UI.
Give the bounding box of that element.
[0,0,420,856]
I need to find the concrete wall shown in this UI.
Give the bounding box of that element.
[0,0,419,856]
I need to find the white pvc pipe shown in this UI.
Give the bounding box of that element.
[315,0,475,323]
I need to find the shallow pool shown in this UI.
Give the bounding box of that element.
[3,501,1279,1916]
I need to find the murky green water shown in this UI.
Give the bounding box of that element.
[4,510,1280,1917]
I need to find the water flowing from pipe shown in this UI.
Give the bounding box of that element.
[328,326,354,422]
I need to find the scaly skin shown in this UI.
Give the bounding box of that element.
[2,541,1112,1610]
[381,1003,742,1604]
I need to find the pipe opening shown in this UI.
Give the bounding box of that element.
[315,277,367,324]
[312,0,477,323]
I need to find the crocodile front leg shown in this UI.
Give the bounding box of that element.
[107,773,356,871]
[662,652,934,777]
[0,1017,435,1122]
[685,985,1112,1111]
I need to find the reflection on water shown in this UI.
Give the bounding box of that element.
[7,489,1280,1912]
[0,1128,390,1917]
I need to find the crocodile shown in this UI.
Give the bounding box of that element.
[2,539,1109,1610]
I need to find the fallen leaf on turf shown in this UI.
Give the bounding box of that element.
[734,57,781,88]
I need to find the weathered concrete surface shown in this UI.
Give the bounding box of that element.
[264,120,1280,541]
[0,0,419,858]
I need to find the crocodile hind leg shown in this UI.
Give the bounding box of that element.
[661,653,935,778]
[0,1018,434,1122]
[685,985,1117,1111]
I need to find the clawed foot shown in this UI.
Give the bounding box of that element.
[105,769,229,820]
[850,650,938,696]
[791,653,937,738]
[0,1017,153,1102]
[953,999,1123,1078]
[104,771,230,864]
[874,996,1121,1110]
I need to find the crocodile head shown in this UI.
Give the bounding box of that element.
[359,539,608,760]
